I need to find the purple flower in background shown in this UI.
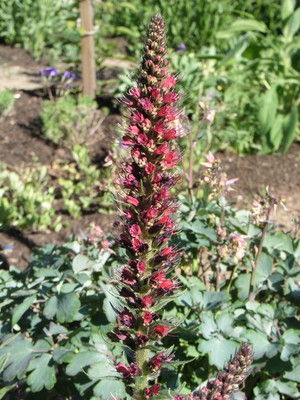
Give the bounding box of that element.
[39,67,58,78]
[176,42,187,52]
[62,70,76,81]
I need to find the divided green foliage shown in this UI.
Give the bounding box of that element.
[0,240,126,399]
[1,191,299,398]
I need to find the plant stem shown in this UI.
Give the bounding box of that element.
[249,205,272,300]
[134,347,150,399]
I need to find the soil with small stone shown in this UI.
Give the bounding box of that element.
[0,44,299,269]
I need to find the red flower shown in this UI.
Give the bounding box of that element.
[142,295,154,307]
[153,325,170,336]
[136,332,149,346]
[163,91,179,103]
[162,74,176,89]
[116,362,141,379]
[140,98,154,112]
[149,352,174,370]
[162,150,180,168]
[118,308,135,328]
[137,133,149,145]
[154,142,169,155]
[129,224,142,237]
[128,124,140,135]
[137,260,147,274]
[129,87,141,99]
[145,384,161,398]
[132,111,145,123]
[142,311,153,325]
[121,267,136,286]
[145,162,156,175]
[122,135,135,146]
[159,278,176,291]
[132,237,144,251]
[126,195,139,206]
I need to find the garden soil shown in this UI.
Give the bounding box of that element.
[0,44,299,269]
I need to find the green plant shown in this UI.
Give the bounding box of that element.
[0,90,14,119]
[40,95,102,147]
[54,144,113,218]
[0,163,61,232]
[0,0,80,61]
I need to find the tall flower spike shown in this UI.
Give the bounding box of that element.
[112,13,183,399]
[190,344,253,400]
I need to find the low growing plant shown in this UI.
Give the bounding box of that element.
[40,95,103,147]
[0,162,61,232]
[0,90,15,119]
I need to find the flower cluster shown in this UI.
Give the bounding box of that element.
[251,187,286,227]
[190,344,252,400]
[217,227,247,263]
[201,153,238,199]
[110,13,183,398]
[39,67,76,100]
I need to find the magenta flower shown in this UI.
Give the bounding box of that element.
[111,13,183,398]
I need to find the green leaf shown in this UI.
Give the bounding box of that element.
[0,385,15,399]
[72,254,91,273]
[0,335,33,381]
[281,329,300,361]
[11,295,36,328]
[268,115,283,151]
[283,8,300,39]
[93,379,126,399]
[255,253,273,284]
[43,293,81,323]
[217,18,267,38]
[281,106,298,155]
[27,353,56,392]
[284,357,300,382]
[281,0,296,20]
[66,351,106,376]
[242,330,278,359]
[198,335,239,369]
[258,87,278,136]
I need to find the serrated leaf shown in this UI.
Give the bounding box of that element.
[283,357,300,382]
[12,295,36,328]
[27,353,56,392]
[43,293,80,323]
[198,336,239,369]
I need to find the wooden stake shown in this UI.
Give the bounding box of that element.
[80,0,96,98]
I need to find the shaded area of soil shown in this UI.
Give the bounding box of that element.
[0,44,299,269]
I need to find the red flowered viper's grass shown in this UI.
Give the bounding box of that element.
[110,13,252,399]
